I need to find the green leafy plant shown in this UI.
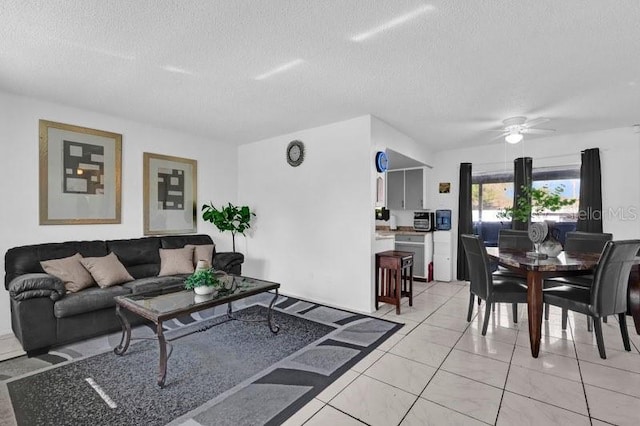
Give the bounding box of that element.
[497,185,576,223]
[184,269,220,290]
[201,202,256,252]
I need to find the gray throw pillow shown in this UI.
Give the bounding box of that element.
[41,253,95,293]
[185,244,215,267]
[159,246,196,276]
[80,252,134,288]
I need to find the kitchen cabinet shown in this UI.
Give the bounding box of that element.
[386,167,425,210]
[387,170,404,210]
[405,169,424,210]
[395,234,426,277]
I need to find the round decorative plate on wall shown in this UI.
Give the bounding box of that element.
[375,151,388,172]
[286,140,305,167]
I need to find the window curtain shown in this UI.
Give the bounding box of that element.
[457,163,472,281]
[512,157,533,231]
[576,148,603,232]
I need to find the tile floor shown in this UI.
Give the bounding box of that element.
[0,333,25,362]
[282,280,640,426]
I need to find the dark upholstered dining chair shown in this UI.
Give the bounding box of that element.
[492,229,533,277]
[544,231,613,329]
[461,234,528,335]
[543,239,640,359]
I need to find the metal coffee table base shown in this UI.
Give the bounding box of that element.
[114,289,280,388]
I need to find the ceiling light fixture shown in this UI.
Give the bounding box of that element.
[350,4,435,42]
[254,59,304,81]
[505,131,524,144]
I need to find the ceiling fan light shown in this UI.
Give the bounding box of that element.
[505,133,523,144]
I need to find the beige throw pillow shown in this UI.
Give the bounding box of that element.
[185,244,215,267]
[80,252,134,288]
[159,246,195,276]
[40,253,95,293]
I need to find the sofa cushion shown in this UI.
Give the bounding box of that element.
[121,275,188,295]
[159,247,195,276]
[6,240,107,290]
[80,253,134,288]
[54,286,131,319]
[160,234,214,249]
[107,238,161,279]
[40,253,96,293]
[185,244,215,267]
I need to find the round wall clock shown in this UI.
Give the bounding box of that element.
[286,140,305,167]
[375,151,389,172]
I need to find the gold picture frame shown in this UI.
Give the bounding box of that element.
[143,152,197,235]
[39,120,122,225]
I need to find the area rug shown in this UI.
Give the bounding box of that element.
[0,293,402,426]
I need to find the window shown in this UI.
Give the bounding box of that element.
[472,166,580,222]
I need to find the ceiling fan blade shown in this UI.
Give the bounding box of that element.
[491,132,508,140]
[522,128,555,134]
[524,117,550,128]
[486,129,507,132]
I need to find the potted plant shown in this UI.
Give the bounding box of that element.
[497,185,576,223]
[201,202,256,252]
[184,268,221,295]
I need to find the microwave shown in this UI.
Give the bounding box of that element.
[413,211,435,232]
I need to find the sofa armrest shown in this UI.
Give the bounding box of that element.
[212,252,245,274]
[8,273,66,301]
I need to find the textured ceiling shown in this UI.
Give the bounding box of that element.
[1,1,639,150]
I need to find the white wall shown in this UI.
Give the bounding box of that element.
[0,91,238,335]
[238,116,373,313]
[429,127,640,278]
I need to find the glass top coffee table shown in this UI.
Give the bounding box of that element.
[113,275,280,388]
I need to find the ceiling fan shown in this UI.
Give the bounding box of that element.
[490,116,556,144]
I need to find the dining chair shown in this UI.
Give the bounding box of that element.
[492,229,533,278]
[544,231,613,329]
[543,239,640,359]
[461,234,528,334]
[481,229,532,311]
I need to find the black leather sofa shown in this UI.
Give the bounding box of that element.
[4,234,244,356]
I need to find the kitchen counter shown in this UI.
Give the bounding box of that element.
[376,227,430,237]
[375,233,395,240]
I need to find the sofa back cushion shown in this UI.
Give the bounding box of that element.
[160,234,214,250]
[107,238,161,279]
[5,241,107,289]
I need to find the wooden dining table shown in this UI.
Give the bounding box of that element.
[486,247,600,358]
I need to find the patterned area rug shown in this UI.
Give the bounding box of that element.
[0,293,402,426]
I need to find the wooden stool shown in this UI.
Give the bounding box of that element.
[375,250,414,314]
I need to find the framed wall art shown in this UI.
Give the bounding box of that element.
[439,182,451,194]
[143,152,197,235]
[39,120,122,225]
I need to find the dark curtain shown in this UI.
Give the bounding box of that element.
[457,163,472,281]
[576,148,603,232]
[512,157,533,230]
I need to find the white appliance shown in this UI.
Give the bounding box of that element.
[433,231,452,282]
[389,214,398,230]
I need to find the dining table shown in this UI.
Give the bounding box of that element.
[486,247,600,358]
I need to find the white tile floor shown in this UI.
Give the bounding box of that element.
[283,280,640,426]
[0,333,25,361]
